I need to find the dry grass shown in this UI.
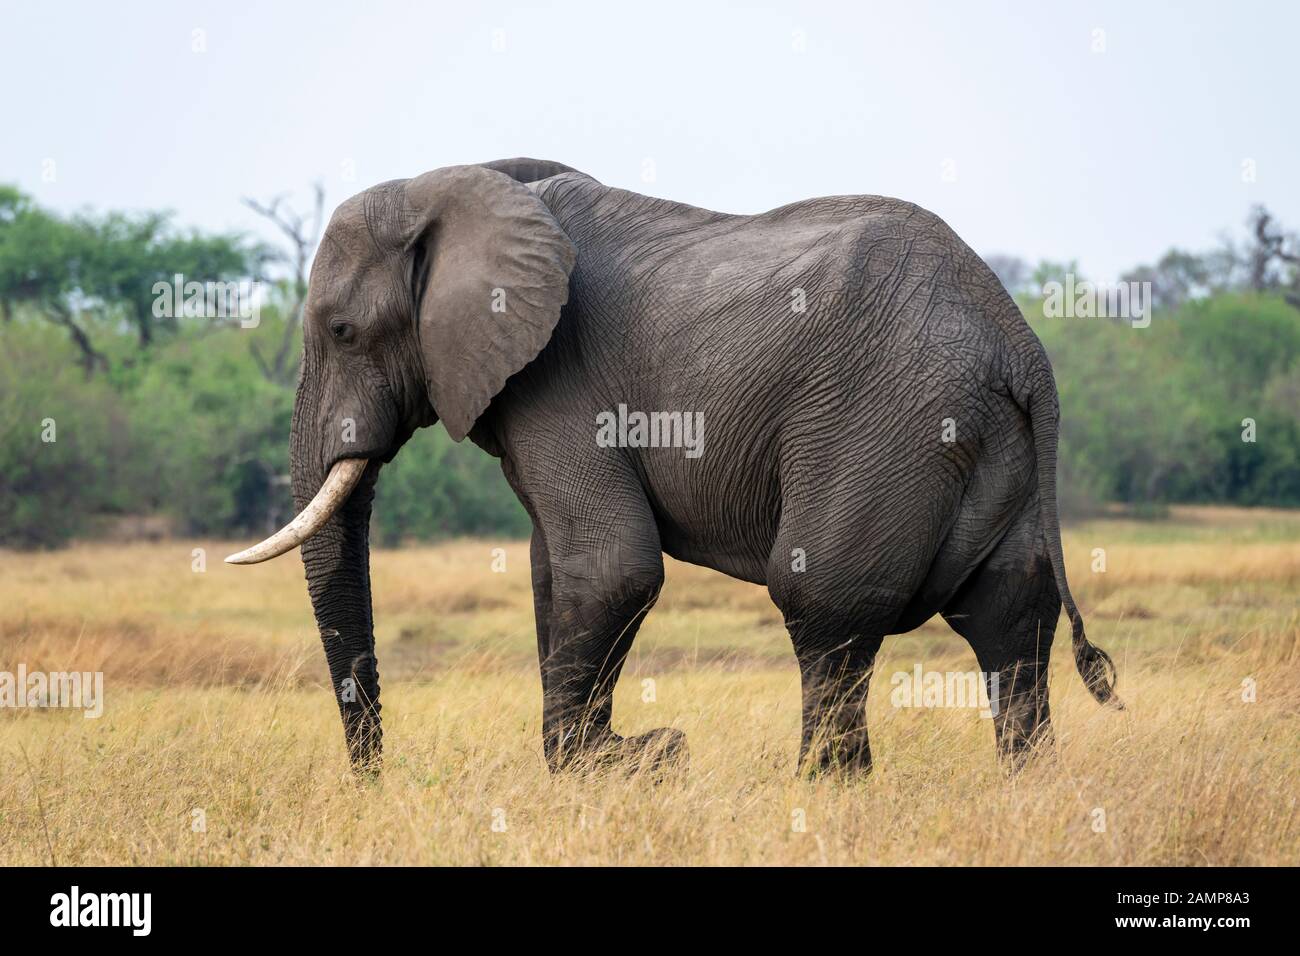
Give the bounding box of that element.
[0,505,1296,865]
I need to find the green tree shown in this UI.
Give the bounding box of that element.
[0,185,268,370]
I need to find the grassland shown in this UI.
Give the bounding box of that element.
[0,505,1296,865]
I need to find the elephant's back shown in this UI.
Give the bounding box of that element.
[549,179,1021,423]
[541,175,1029,432]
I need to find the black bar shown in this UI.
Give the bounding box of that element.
[0,866,1283,940]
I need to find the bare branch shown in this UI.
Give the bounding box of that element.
[45,304,109,376]
[243,183,326,383]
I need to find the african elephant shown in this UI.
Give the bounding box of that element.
[227,157,1121,776]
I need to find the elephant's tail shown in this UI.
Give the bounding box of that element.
[1026,372,1124,709]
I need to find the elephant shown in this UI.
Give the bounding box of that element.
[227,156,1121,777]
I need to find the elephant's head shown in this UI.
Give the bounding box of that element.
[225,162,577,768]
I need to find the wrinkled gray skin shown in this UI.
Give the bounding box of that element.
[291,157,1120,776]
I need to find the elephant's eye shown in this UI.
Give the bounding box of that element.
[329,320,355,344]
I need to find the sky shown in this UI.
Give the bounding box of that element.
[3,0,1297,282]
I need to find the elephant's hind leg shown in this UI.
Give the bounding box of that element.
[769,536,911,775]
[941,497,1060,771]
[767,467,950,775]
[792,629,885,775]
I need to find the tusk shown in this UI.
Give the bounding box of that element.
[225,459,369,565]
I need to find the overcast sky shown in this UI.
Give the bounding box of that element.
[4,0,1297,282]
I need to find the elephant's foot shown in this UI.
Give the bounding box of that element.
[996,719,1056,775]
[617,727,689,777]
[798,729,873,780]
[547,727,688,777]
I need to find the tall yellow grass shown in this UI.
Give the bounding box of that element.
[0,506,1296,865]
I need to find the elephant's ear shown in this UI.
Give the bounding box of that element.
[404,165,576,441]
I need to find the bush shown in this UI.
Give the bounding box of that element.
[0,324,131,546]
[373,427,530,545]
[122,317,295,535]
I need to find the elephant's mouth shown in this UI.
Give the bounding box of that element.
[224,458,370,564]
[224,406,422,566]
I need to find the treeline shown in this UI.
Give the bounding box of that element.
[0,314,529,547]
[0,187,1297,547]
[1004,205,1300,512]
[1037,293,1299,513]
[0,185,526,547]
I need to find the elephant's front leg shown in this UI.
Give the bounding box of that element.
[540,581,688,772]
[540,621,629,766]
[535,549,685,774]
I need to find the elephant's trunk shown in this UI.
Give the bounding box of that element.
[287,384,384,772]
[224,349,392,770]
[297,458,384,771]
